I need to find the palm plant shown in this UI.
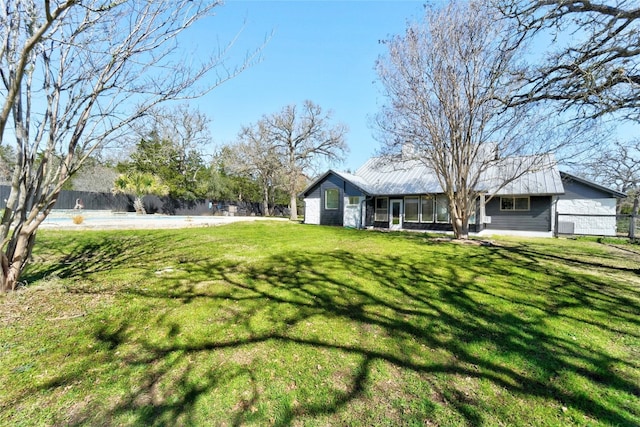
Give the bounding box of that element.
[113,172,169,214]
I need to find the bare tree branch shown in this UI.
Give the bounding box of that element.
[376,0,567,239]
[0,0,262,291]
[243,100,348,220]
[498,0,640,121]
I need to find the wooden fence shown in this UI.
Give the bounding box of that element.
[0,185,274,217]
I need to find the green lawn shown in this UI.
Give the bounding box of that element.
[1,222,638,426]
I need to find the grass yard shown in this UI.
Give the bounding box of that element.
[1,222,639,426]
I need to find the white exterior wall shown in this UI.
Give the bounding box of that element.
[557,198,617,236]
[304,197,320,225]
[343,196,363,228]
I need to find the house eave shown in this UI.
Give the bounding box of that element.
[299,170,374,198]
[560,171,627,199]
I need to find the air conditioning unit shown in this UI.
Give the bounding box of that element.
[558,221,575,235]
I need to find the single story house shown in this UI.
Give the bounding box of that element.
[300,156,626,237]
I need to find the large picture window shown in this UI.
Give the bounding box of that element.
[375,197,388,221]
[404,196,419,222]
[500,196,530,211]
[421,196,434,223]
[324,188,339,210]
[435,194,449,223]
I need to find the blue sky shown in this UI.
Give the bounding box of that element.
[186,0,638,173]
[189,0,426,172]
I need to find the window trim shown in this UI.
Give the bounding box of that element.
[375,197,389,222]
[435,194,450,223]
[404,196,420,223]
[347,196,360,206]
[420,195,434,223]
[324,188,340,210]
[500,196,530,212]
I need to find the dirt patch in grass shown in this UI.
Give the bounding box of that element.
[432,237,497,246]
[0,279,112,326]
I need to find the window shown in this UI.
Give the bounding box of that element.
[435,194,449,223]
[404,196,419,222]
[421,196,434,223]
[325,188,339,210]
[469,211,476,225]
[500,196,529,211]
[375,197,388,221]
[469,198,477,225]
[347,196,360,206]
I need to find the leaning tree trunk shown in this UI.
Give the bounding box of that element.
[1,223,39,292]
[0,252,10,292]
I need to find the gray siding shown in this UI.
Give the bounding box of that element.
[561,177,614,200]
[303,173,369,227]
[319,174,344,226]
[485,196,552,232]
[305,182,322,200]
[344,181,363,197]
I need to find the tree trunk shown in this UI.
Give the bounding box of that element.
[289,193,298,221]
[1,224,39,292]
[0,252,11,292]
[262,187,270,217]
[134,197,146,214]
[631,195,639,242]
[452,216,469,240]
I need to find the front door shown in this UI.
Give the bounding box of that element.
[390,199,403,230]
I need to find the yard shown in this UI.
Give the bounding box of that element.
[1,222,638,426]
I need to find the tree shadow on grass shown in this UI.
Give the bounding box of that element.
[23,231,194,284]
[23,237,640,426]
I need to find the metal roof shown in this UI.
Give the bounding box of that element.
[479,154,564,195]
[331,170,377,195]
[302,154,567,197]
[355,158,443,195]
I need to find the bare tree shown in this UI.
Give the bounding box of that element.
[122,104,212,200]
[499,0,640,121]
[583,139,640,215]
[70,159,119,193]
[227,126,285,216]
[250,101,348,221]
[129,103,212,174]
[375,0,562,239]
[0,0,262,291]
